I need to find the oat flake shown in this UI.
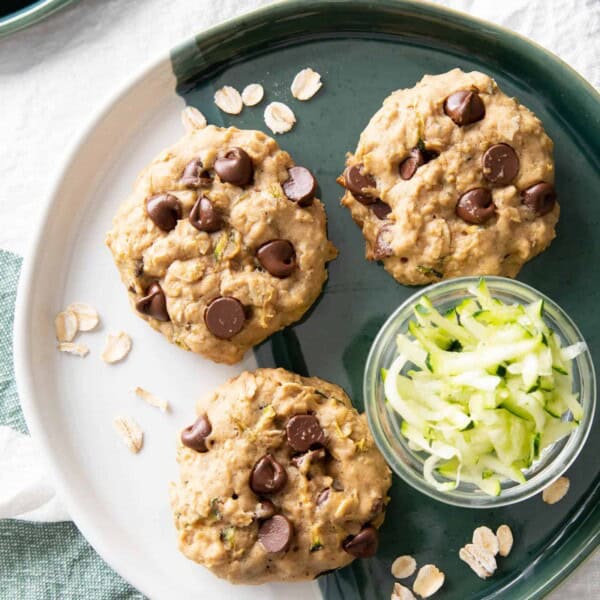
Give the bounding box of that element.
[241,83,264,106]
[542,476,570,504]
[412,564,445,598]
[459,543,497,579]
[133,386,169,412]
[66,302,99,331]
[57,342,89,357]
[291,67,323,100]
[472,526,499,556]
[101,331,132,363]
[391,555,417,579]
[264,101,296,134]
[55,310,78,342]
[496,524,514,557]
[214,86,243,115]
[181,106,207,131]
[113,416,143,453]
[391,582,416,600]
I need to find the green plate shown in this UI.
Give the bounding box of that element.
[170,1,600,598]
[0,0,76,37]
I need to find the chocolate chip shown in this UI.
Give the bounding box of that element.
[145,193,182,232]
[343,164,377,204]
[342,526,379,558]
[371,200,391,220]
[135,282,170,321]
[290,447,326,471]
[456,188,496,224]
[204,296,245,339]
[316,488,330,506]
[399,146,438,180]
[374,225,394,259]
[256,240,296,278]
[181,415,212,452]
[258,514,293,553]
[282,166,317,206]
[189,196,221,232]
[255,499,277,520]
[521,182,557,216]
[180,158,211,188]
[250,454,287,495]
[214,147,253,186]
[286,414,325,452]
[444,90,485,126]
[482,143,519,185]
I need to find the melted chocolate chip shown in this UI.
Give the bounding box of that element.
[282,166,317,206]
[145,193,182,231]
[286,414,325,452]
[399,146,438,180]
[482,143,519,185]
[204,296,245,339]
[456,188,496,224]
[135,282,170,321]
[256,240,296,278]
[255,499,277,521]
[250,454,287,495]
[521,182,557,216]
[180,158,211,188]
[214,147,253,186]
[374,225,394,259]
[316,488,330,507]
[371,200,391,220]
[444,90,485,126]
[258,514,293,553]
[180,415,211,452]
[342,526,379,558]
[189,196,221,232]
[343,164,377,204]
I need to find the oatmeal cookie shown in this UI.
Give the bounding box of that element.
[106,125,336,363]
[339,68,559,285]
[170,368,392,584]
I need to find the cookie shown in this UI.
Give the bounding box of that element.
[338,68,559,285]
[106,125,336,364]
[170,368,391,584]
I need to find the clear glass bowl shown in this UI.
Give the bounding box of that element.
[364,276,596,508]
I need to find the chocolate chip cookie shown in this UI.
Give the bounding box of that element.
[170,368,392,584]
[338,68,559,285]
[106,124,336,364]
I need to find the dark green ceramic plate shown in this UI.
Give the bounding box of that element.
[0,0,75,38]
[170,1,599,598]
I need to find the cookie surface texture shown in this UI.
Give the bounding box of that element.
[170,368,392,584]
[339,68,559,285]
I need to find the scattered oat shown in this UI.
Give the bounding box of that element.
[412,564,445,598]
[55,310,78,342]
[113,416,143,453]
[496,524,514,557]
[264,101,296,134]
[241,83,264,106]
[391,555,417,579]
[291,67,323,100]
[181,106,207,131]
[57,342,89,357]
[391,582,416,600]
[542,476,570,504]
[101,331,132,363]
[459,543,497,579]
[133,386,169,413]
[472,526,499,556]
[66,302,99,331]
[214,86,243,115]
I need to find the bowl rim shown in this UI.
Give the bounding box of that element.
[364,275,597,508]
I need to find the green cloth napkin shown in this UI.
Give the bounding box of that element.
[0,249,143,599]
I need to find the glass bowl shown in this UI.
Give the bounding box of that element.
[364,276,596,508]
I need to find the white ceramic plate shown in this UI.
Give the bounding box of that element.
[13,55,320,600]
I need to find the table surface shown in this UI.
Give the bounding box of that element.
[0,0,597,597]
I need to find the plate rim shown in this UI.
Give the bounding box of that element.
[0,0,77,38]
[13,1,600,598]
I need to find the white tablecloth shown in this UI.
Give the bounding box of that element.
[0,0,597,596]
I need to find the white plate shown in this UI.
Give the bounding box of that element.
[13,54,320,600]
